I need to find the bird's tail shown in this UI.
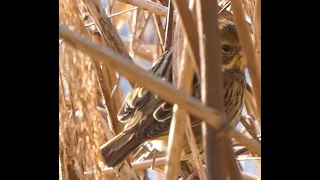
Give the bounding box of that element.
[100,132,142,167]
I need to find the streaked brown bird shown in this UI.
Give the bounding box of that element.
[100,19,246,171]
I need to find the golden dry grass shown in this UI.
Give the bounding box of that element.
[59,0,261,179]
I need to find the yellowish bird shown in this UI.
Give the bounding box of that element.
[100,19,246,171]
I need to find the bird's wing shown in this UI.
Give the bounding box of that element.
[117,48,174,124]
[117,47,202,138]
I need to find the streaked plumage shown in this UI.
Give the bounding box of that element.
[100,19,246,171]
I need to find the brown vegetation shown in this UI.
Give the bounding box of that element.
[59,0,261,179]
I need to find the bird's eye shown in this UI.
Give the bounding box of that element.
[221,44,233,53]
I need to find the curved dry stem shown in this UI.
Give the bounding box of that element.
[230,0,261,126]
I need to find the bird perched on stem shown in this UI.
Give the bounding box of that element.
[100,19,246,173]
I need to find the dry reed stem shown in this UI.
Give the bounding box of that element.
[59,24,261,156]
[196,0,241,179]
[244,90,257,119]
[240,116,258,141]
[80,8,124,136]
[253,0,261,63]
[229,0,261,126]
[89,33,121,137]
[198,5,227,180]
[109,7,138,18]
[119,0,168,17]
[82,0,135,89]
[59,155,63,180]
[235,147,248,156]
[80,0,131,95]
[171,0,200,74]
[218,1,231,15]
[132,13,153,57]
[226,129,260,156]
[123,40,157,61]
[163,83,188,178]
[244,90,259,132]
[180,2,207,176]
[240,0,252,21]
[119,0,239,26]
[129,8,138,55]
[247,117,260,138]
[164,33,198,180]
[110,1,131,29]
[177,2,205,179]
[164,0,173,51]
[82,0,132,60]
[152,13,165,50]
[171,17,185,103]
[81,0,137,135]
[185,117,207,180]
[220,136,243,180]
[103,157,167,175]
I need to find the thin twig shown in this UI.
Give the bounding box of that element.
[82,0,135,90]
[164,33,194,180]
[171,0,200,74]
[221,136,243,180]
[110,0,131,30]
[82,0,132,60]
[235,147,248,156]
[164,33,199,179]
[119,0,168,17]
[123,40,157,61]
[240,116,258,141]
[164,0,173,51]
[152,13,165,51]
[236,157,260,161]
[244,88,259,126]
[81,14,120,136]
[133,13,152,57]
[109,7,138,18]
[185,117,207,180]
[118,0,246,27]
[59,24,261,156]
[84,7,138,28]
[218,1,231,15]
[244,87,256,128]
[129,8,139,56]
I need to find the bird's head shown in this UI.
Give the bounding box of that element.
[218,19,246,72]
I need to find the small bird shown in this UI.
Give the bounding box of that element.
[100,19,246,170]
